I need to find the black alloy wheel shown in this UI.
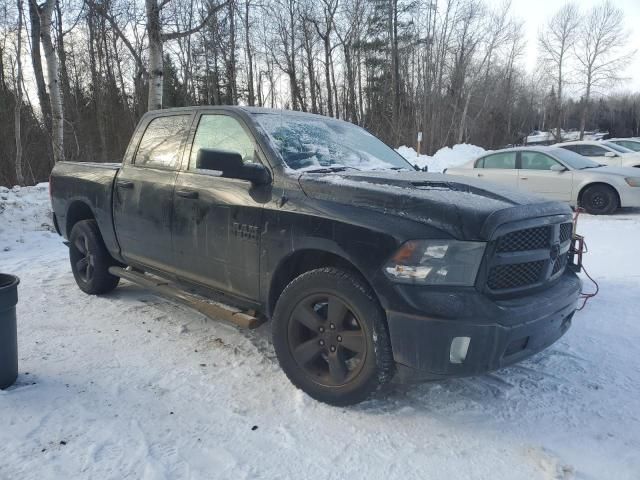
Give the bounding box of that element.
[272,267,394,406]
[69,220,120,294]
[72,232,95,283]
[288,293,366,386]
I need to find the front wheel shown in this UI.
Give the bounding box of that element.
[69,220,120,294]
[580,184,618,215]
[272,268,394,406]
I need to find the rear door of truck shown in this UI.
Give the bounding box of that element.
[113,111,193,272]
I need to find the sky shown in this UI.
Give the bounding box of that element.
[488,0,640,92]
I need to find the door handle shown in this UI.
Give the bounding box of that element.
[176,190,199,199]
[117,180,134,189]
[477,173,484,177]
[520,177,528,180]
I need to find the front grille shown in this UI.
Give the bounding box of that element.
[559,223,573,243]
[485,218,573,294]
[496,226,550,252]
[487,260,546,290]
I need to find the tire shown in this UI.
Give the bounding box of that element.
[272,267,394,406]
[69,220,120,295]
[580,184,618,215]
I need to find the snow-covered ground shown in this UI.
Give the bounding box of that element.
[1,183,640,480]
[397,144,486,172]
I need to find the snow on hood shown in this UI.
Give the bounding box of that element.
[298,170,569,241]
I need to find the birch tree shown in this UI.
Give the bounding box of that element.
[39,0,65,164]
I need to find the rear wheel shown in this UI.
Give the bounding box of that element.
[272,267,394,406]
[69,220,120,294]
[580,184,618,215]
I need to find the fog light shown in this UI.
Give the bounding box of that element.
[449,336,470,364]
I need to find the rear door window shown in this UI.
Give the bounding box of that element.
[135,115,190,169]
[482,152,516,169]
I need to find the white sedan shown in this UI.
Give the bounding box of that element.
[553,140,640,167]
[608,138,640,153]
[444,146,640,214]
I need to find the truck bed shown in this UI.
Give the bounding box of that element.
[50,161,122,257]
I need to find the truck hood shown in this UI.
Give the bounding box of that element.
[298,171,572,241]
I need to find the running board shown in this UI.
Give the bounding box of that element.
[108,267,266,329]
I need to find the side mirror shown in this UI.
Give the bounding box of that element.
[196,148,271,185]
[604,151,616,158]
[550,164,566,172]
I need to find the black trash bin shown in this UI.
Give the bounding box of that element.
[0,274,19,390]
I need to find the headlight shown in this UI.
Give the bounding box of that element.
[384,240,486,286]
[625,177,640,187]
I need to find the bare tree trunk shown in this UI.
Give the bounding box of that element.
[226,0,237,103]
[40,0,64,164]
[330,50,338,119]
[244,0,255,106]
[323,36,333,116]
[146,0,163,111]
[28,0,51,130]
[14,0,25,185]
[390,0,400,145]
[302,23,318,113]
[579,81,591,139]
[457,89,472,144]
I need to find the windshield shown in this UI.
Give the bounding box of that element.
[604,141,632,153]
[253,112,413,172]
[549,148,603,169]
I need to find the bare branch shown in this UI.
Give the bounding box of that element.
[161,0,229,41]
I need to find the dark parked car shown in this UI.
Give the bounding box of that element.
[50,107,581,405]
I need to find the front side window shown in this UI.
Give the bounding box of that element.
[189,115,256,169]
[135,115,190,169]
[520,152,559,170]
[482,152,516,169]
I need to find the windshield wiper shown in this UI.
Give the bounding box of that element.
[302,165,361,173]
[303,166,349,173]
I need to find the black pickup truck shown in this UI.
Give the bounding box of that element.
[50,106,581,405]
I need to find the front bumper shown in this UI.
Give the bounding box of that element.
[619,187,640,208]
[385,271,581,382]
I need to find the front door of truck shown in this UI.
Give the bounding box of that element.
[113,113,191,272]
[171,113,270,300]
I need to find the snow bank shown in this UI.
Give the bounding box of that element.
[0,183,54,252]
[397,144,486,172]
